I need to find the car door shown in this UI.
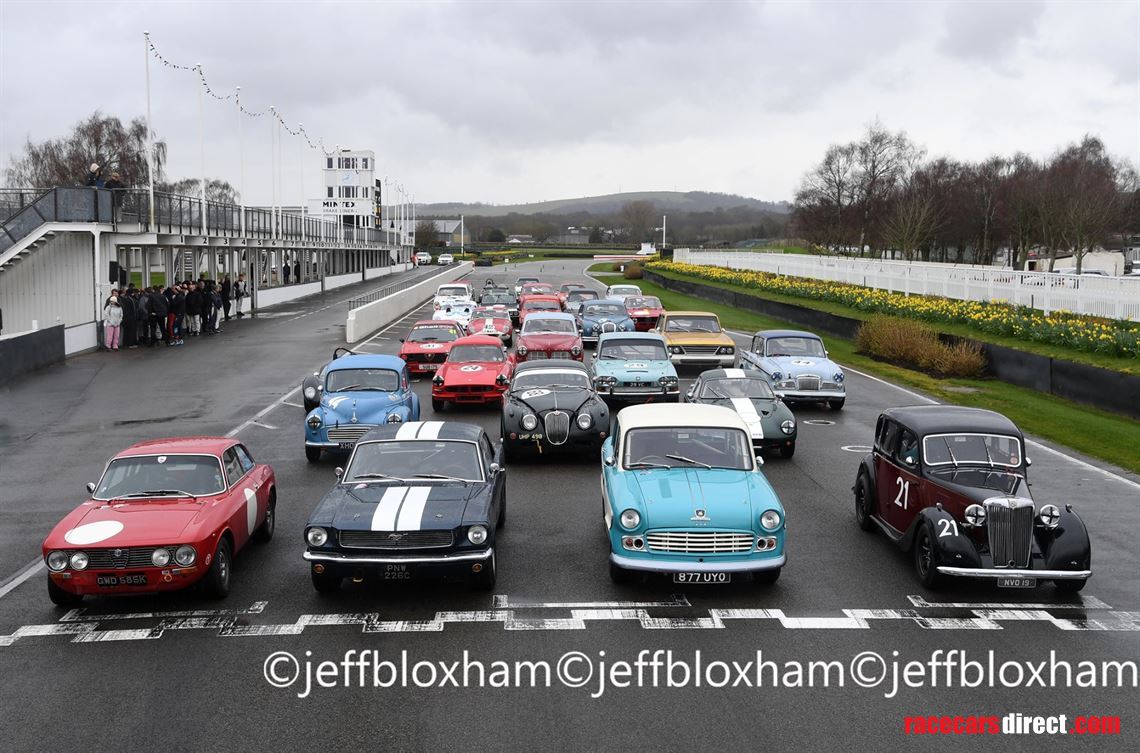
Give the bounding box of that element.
[743,334,765,371]
[480,432,503,524]
[887,427,924,533]
[223,447,259,549]
[873,419,903,530]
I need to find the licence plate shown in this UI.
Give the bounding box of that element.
[673,572,730,584]
[97,573,148,587]
[997,577,1036,588]
[382,564,413,581]
[338,441,356,451]
[421,364,439,371]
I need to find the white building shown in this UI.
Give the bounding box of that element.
[308,148,376,230]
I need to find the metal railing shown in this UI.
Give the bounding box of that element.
[346,265,453,310]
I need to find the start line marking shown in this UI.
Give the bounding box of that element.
[2,596,1137,646]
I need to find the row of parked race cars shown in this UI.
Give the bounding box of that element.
[38,275,1093,605]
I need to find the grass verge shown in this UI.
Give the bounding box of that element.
[591,273,1140,473]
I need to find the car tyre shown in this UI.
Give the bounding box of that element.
[854,473,875,532]
[473,551,497,591]
[203,537,232,600]
[305,446,321,463]
[47,578,83,607]
[609,559,636,584]
[829,399,846,411]
[913,524,943,589]
[253,493,275,543]
[1054,578,1088,593]
[752,568,781,585]
[779,443,796,458]
[432,398,445,412]
[311,569,342,594]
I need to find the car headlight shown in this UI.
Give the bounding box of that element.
[571,345,582,356]
[151,548,171,567]
[576,413,593,430]
[432,374,444,386]
[964,504,987,527]
[833,372,844,384]
[717,346,735,355]
[304,386,317,400]
[306,527,328,547]
[70,551,89,571]
[521,414,538,431]
[386,413,403,423]
[771,371,783,382]
[760,510,782,531]
[174,545,196,567]
[46,550,69,572]
[781,419,795,435]
[307,414,322,429]
[670,346,683,354]
[467,525,488,545]
[517,345,528,356]
[658,375,678,385]
[619,509,641,530]
[1038,504,1061,529]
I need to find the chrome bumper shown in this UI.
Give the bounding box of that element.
[304,548,493,566]
[610,552,785,573]
[776,388,846,400]
[937,566,1091,580]
[670,354,735,367]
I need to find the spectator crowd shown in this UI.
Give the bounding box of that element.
[101,273,248,351]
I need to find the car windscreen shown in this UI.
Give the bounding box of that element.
[523,301,560,311]
[471,309,507,320]
[437,286,468,297]
[623,427,752,471]
[567,291,599,302]
[96,454,226,498]
[326,368,401,392]
[347,440,483,482]
[701,378,774,399]
[482,294,513,305]
[523,318,577,334]
[560,284,585,293]
[512,369,591,391]
[610,286,640,295]
[448,345,505,363]
[626,296,661,309]
[922,433,1022,468]
[584,304,627,317]
[516,278,538,285]
[765,336,825,357]
[665,316,721,333]
[408,326,458,342]
[598,340,668,360]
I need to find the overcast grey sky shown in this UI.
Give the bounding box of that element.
[1,0,1137,207]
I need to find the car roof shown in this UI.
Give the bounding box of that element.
[597,331,665,343]
[412,319,457,327]
[753,329,823,340]
[119,436,235,457]
[523,311,576,322]
[608,284,641,290]
[514,358,588,374]
[882,405,1023,438]
[327,353,406,371]
[521,294,560,303]
[568,288,599,296]
[583,297,629,308]
[663,310,719,317]
[618,403,749,432]
[359,420,483,443]
[697,368,767,380]
[451,334,506,346]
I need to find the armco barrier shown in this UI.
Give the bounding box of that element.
[644,269,1140,419]
[345,262,473,343]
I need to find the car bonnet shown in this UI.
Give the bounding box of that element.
[327,482,481,532]
[617,467,769,530]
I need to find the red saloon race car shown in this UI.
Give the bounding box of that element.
[624,295,665,331]
[399,319,463,375]
[518,294,562,324]
[431,335,516,410]
[520,282,556,299]
[515,312,584,362]
[557,281,588,306]
[41,437,276,605]
[467,306,514,345]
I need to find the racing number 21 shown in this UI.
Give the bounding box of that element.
[893,478,910,509]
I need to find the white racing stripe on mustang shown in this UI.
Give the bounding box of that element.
[416,421,445,439]
[730,397,763,437]
[395,422,423,439]
[371,487,408,531]
[723,368,746,379]
[396,487,432,531]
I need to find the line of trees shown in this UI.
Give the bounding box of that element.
[792,122,1139,271]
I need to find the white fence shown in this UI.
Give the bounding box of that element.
[673,250,1140,321]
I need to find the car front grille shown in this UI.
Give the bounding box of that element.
[326,425,376,443]
[985,498,1034,567]
[599,321,618,333]
[821,381,840,390]
[646,531,755,554]
[680,345,718,355]
[404,352,439,363]
[795,375,821,391]
[84,547,177,569]
[525,350,571,360]
[339,530,454,549]
[544,410,570,445]
[448,385,496,394]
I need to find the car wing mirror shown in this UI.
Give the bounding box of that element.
[1025,457,1032,467]
[903,455,917,467]
[603,454,615,467]
[334,467,344,479]
[754,454,765,467]
[489,462,501,475]
[591,352,598,360]
[399,338,405,343]
[86,482,96,494]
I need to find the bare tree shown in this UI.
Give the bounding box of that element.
[5,111,166,188]
[414,218,440,250]
[1002,154,1041,270]
[618,200,657,242]
[883,176,943,262]
[852,121,922,256]
[159,178,240,204]
[795,143,857,251]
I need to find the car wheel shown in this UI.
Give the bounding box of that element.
[473,551,497,591]
[305,446,321,463]
[829,399,846,411]
[1054,578,1088,593]
[609,559,636,584]
[253,493,275,543]
[432,398,445,412]
[203,537,232,600]
[779,443,796,459]
[913,524,943,589]
[752,568,781,585]
[47,578,83,607]
[311,569,342,594]
[854,473,875,532]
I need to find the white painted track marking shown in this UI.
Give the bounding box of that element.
[0,560,45,600]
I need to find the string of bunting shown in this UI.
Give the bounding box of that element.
[145,32,335,155]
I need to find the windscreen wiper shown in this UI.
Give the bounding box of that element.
[627,461,671,469]
[119,489,196,498]
[413,473,469,483]
[351,473,404,483]
[666,454,712,469]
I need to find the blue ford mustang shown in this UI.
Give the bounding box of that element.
[739,329,846,410]
[601,403,786,585]
[304,352,420,462]
[590,332,679,403]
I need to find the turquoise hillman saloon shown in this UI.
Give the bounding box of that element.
[304,352,420,462]
[601,404,786,585]
[590,332,680,403]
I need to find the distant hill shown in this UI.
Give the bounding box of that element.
[419,191,791,217]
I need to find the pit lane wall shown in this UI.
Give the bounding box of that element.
[345,262,473,343]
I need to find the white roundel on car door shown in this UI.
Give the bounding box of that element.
[245,487,257,535]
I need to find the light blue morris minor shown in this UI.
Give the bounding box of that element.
[601,404,786,585]
[574,298,635,344]
[303,351,420,462]
[590,332,679,403]
[739,329,846,410]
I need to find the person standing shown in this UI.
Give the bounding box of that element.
[211,284,224,333]
[136,286,151,346]
[233,273,247,318]
[282,261,291,286]
[293,260,301,284]
[186,281,202,336]
[171,284,187,345]
[149,286,168,346]
[102,295,124,350]
[220,274,232,322]
[84,163,104,188]
[202,281,217,334]
[120,287,137,348]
